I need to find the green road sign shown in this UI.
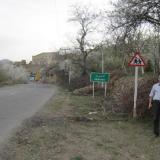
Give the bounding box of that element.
[90,72,110,82]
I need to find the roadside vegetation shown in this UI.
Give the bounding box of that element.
[0,70,8,84]
[0,60,28,86]
[1,0,160,159]
[0,90,159,160]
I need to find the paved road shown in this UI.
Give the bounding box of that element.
[0,83,56,145]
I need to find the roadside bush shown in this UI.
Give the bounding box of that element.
[0,70,8,83]
[0,62,28,85]
[111,75,157,117]
[144,60,153,72]
[104,56,123,70]
[69,74,90,91]
[2,63,28,82]
[53,73,90,91]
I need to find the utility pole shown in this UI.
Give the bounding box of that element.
[69,65,71,85]
[59,48,71,85]
[101,47,104,88]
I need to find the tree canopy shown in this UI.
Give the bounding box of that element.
[110,0,160,33]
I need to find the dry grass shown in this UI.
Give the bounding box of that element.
[0,90,160,160]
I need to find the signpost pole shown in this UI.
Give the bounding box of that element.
[128,51,145,118]
[104,82,107,97]
[141,66,144,75]
[93,82,95,98]
[133,66,138,118]
[69,66,71,85]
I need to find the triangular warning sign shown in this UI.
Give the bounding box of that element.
[128,52,145,66]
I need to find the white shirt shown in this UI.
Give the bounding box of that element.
[149,83,160,100]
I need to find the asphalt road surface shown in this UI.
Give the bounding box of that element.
[0,83,56,145]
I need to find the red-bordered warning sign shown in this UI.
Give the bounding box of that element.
[128,52,145,66]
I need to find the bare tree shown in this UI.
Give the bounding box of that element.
[103,0,160,73]
[69,5,99,75]
[109,0,160,32]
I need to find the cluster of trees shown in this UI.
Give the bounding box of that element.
[0,60,28,84]
[68,0,160,75]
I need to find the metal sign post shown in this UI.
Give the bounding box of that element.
[128,51,145,118]
[133,67,138,118]
[69,66,71,85]
[93,82,95,98]
[104,83,107,97]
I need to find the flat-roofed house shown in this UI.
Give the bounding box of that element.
[32,52,60,65]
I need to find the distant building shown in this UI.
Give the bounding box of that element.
[32,52,60,65]
[14,60,26,66]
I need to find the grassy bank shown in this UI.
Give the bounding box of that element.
[0,90,160,160]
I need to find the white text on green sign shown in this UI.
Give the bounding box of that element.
[90,72,110,82]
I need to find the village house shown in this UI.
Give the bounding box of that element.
[32,52,60,66]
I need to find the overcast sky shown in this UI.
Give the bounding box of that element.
[0,0,112,62]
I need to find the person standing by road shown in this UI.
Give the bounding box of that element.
[149,76,160,137]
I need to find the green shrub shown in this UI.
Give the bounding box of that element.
[71,155,84,160]
[144,60,153,72]
[0,70,9,83]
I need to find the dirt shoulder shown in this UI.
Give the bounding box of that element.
[0,90,160,160]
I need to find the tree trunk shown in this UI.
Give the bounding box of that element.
[82,55,87,75]
[121,56,127,74]
[154,56,158,74]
